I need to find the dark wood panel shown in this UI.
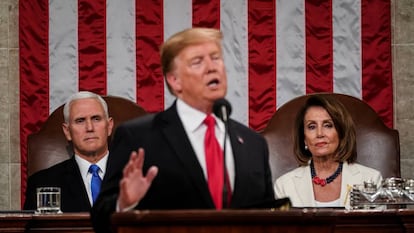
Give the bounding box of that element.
[112,209,414,233]
[1,209,414,233]
[0,213,31,233]
[0,212,93,233]
[27,212,93,233]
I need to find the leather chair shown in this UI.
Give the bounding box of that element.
[27,95,147,177]
[261,93,400,182]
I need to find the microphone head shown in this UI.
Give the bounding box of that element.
[213,98,232,122]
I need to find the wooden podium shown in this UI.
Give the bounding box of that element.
[111,208,414,233]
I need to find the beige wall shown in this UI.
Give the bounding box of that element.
[394,0,414,178]
[0,0,20,210]
[0,0,413,210]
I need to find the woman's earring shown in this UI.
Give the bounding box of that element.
[305,145,308,150]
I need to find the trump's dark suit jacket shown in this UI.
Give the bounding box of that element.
[91,102,275,233]
[24,156,91,212]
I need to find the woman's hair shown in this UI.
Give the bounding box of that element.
[293,94,357,165]
[63,91,109,123]
[160,27,223,94]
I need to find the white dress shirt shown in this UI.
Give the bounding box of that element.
[75,152,108,205]
[176,99,235,190]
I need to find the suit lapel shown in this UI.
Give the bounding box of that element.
[64,158,91,209]
[156,103,213,207]
[226,121,248,205]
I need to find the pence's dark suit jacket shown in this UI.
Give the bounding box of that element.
[91,102,275,233]
[24,156,91,212]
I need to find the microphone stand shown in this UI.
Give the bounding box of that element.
[220,105,230,208]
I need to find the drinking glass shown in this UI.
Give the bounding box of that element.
[36,187,62,214]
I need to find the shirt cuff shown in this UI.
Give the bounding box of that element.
[116,199,139,212]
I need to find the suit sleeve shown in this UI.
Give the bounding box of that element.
[23,175,37,211]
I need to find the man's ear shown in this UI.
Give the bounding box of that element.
[166,72,181,93]
[107,117,114,137]
[62,123,72,141]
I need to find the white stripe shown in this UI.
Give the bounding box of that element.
[45,1,367,120]
[163,0,192,109]
[276,0,306,109]
[221,0,248,125]
[332,0,362,98]
[49,0,78,113]
[107,0,137,102]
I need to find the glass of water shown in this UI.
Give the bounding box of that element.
[36,187,62,214]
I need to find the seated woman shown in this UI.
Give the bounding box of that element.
[274,94,383,208]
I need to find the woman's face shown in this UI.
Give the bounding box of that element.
[303,106,339,159]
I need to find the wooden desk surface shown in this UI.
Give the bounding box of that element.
[112,208,414,233]
[1,209,414,233]
[0,213,31,233]
[28,212,93,232]
[0,212,93,233]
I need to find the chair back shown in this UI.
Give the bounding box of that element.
[261,93,400,181]
[27,95,147,176]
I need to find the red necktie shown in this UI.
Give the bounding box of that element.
[204,115,224,209]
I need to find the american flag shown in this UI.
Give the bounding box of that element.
[19,0,392,205]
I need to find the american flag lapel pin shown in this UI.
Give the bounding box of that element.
[237,136,244,144]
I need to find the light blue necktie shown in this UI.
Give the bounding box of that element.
[89,164,102,203]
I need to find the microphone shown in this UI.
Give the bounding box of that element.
[213,98,232,123]
[213,98,232,208]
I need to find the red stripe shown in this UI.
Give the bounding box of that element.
[78,0,107,95]
[19,0,50,207]
[248,0,276,131]
[135,0,164,112]
[361,0,393,128]
[193,0,220,28]
[305,0,333,93]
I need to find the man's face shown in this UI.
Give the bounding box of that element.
[62,98,113,159]
[166,41,227,113]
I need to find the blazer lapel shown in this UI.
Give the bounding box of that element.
[292,166,315,206]
[156,103,213,206]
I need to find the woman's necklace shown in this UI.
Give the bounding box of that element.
[310,160,343,187]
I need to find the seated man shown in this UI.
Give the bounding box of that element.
[24,91,114,212]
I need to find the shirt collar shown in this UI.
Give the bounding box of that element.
[176,99,225,133]
[75,151,109,177]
